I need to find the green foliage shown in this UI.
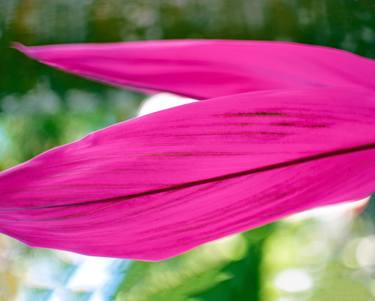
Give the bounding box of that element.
[115,227,273,301]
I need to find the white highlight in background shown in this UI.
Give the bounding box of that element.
[274,269,313,293]
[137,93,197,116]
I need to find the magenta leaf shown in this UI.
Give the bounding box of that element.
[14,40,375,99]
[1,88,375,260]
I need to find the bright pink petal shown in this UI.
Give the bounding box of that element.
[1,88,375,260]
[14,40,375,99]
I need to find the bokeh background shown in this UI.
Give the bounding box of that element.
[1,0,375,300]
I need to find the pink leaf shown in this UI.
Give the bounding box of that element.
[1,88,375,260]
[14,40,375,99]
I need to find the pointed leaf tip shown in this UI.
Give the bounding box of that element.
[12,42,29,55]
[13,40,375,98]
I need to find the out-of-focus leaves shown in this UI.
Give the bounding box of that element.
[308,261,373,301]
[0,88,141,170]
[192,228,272,301]
[115,226,273,301]
[363,196,375,222]
[0,238,22,301]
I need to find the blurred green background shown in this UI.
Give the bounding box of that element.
[1,0,375,300]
